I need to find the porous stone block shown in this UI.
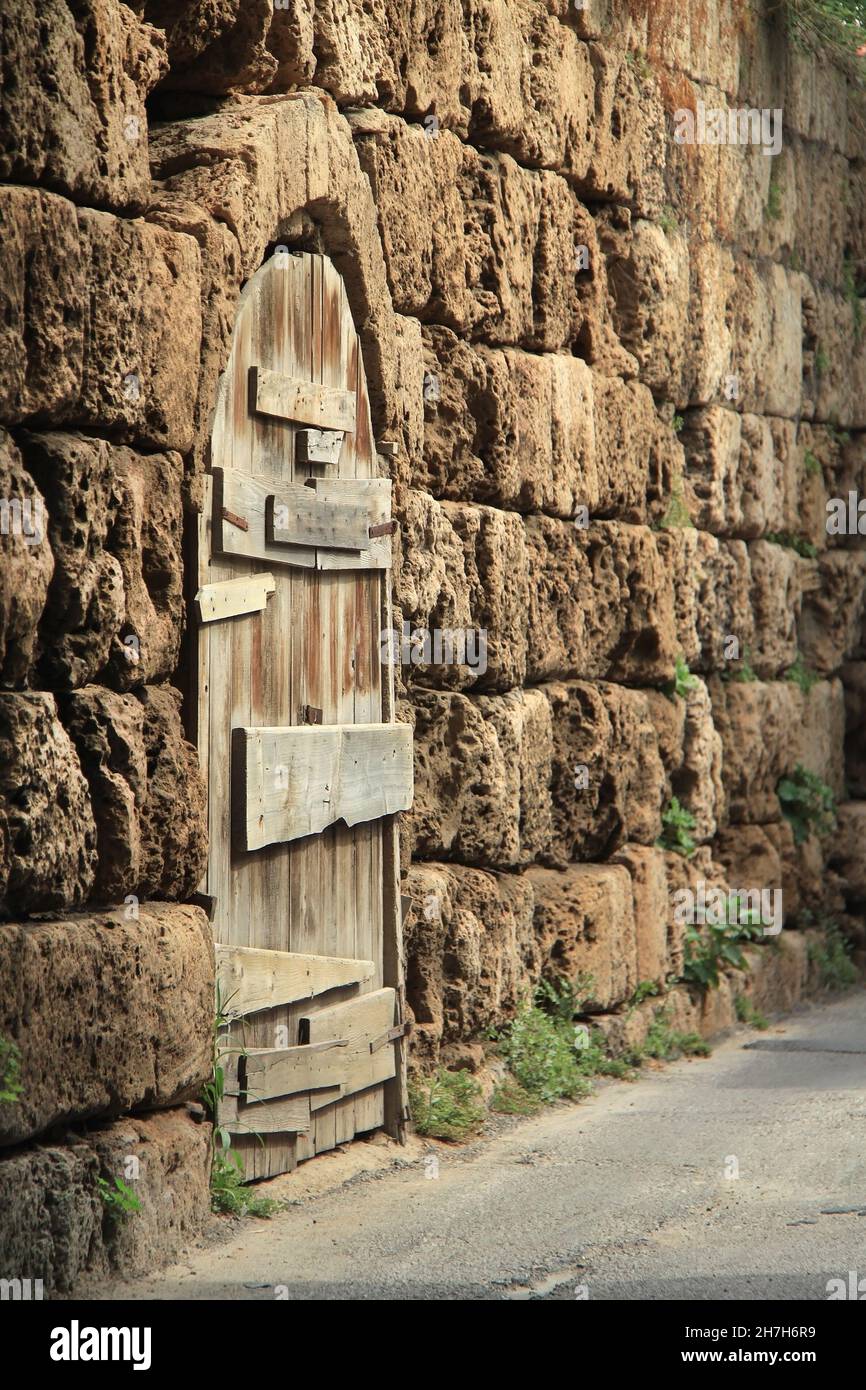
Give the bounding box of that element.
[524,862,638,1010]
[0,693,97,916]
[0,905,213,1147]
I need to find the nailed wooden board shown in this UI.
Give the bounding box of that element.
[226,1093,311,1136]
[212,466,316,569]
[303,986,397,1103]
[243,989,396,1102]
[266,487,370,550]
[242,1040,352,1100]
[216,943,374,1016]
[311,478,393,571]
[252,366,356,432]
[196,572,276,624]
[234,723,414,851]
[296,429,344,465]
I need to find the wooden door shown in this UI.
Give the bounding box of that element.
[195,251,411,1179]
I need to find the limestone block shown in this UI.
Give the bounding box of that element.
[830,802,866,902]
[408,690,520,869]
[708,677,803,824]
[0,188,201,451]
[418,328,599,517]
[0,0,167,210]
[609,843,670,987]
[524,863,637,1010]
[0,905,213,1147]
[0,1110,210,1295]
[543,680,666,862]
[0,693,97,915]
[403,862,536,1057]
[799,551,866,676]
[526,519,678,684]
[0,431,53,687]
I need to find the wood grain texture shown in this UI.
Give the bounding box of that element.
[196,572,276,623]
[216,943,374,1015]
[234,723,413,850]
[252,366,356,431]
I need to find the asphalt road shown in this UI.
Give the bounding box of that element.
[98,992,866,1301]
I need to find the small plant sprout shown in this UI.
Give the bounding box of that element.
[657,797,698,857]
[0,1036,23,1104]
[777,764,837,844]
[663,655,700,703]
[97,1176,142,1220]
[785,651,820,694]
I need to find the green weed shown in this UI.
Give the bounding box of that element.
[735,995,770,1029]
[96,1176,141,1220]
[765,531,818,559]
[0,1036,23,1105]
[210,1151,283,1218]
[682,909,764,991]
[409,1067,486,1141]
[804,448,822,477]
[663,654,700,703]
[657,796,698,857]
[785,651,820,694]
[807,918,858,990]
[642,1008,710,1060]
[777,763,837,844]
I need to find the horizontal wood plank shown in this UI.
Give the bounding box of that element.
[196,573,276,624]
[303,988,397,1102]
[211,467,315,569]
[226,1093,311,1136]
[311,478,393,571]
[243,990,397,1102]
[252,366,356,432]
[266,488,370,550]
[234,723,414,851]
[216,943,374,1016]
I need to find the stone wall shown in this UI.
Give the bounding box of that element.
[1,0,865,1290]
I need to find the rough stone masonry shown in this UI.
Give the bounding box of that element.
[0,0,865,1292]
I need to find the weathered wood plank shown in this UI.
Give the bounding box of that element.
[311,478,393,571]
[296,429,344,465]
[242,989,396,1103]
[196,572,276,624]
[266,488,370,551]
[216,943,374,1016]
[234,723,414,851]
[252,366,356,432]
[212,467,316,569]
[226,1093,311,1135]
[241,1040,351,1100]
[304,986,397,1104]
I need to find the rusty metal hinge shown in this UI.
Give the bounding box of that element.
[369,519,398,538]
[221,507,249,532]
[370,1021,412,1054]
[301,705,323,725]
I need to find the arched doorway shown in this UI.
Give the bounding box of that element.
[195,250,411,1178]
